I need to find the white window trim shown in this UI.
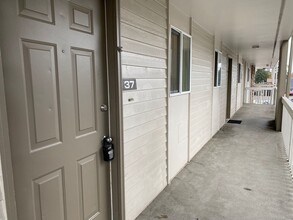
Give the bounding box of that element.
[170,26,192,97]
[238,63,242,83]
[214,50,222,88]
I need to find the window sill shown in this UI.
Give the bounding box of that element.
[170,91,191,97]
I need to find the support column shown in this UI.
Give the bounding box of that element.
[275,41,289,131]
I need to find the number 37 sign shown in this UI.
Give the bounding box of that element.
[122,79,137,90]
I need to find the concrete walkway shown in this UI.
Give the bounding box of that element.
[137,104,293,220]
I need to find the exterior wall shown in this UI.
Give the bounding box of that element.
[189,22,213,158]
[212,39,220,136]
[236,57,243,111]
[120,0,168,219]
[168,3,190,182]
[232,58,238,115]
[120,1,247,219]
[212,39,228,136]
[240,60,246,108]
[244,63,252,103]
[281,97,293,171]
[212,88,220,135]
[219,45,228,126]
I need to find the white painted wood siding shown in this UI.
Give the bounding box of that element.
[190,22,213,158]
[120,0,168,219]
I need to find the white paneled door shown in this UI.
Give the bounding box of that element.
[0,0,111,219]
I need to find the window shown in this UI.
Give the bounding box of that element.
[170,28,191,94]
[171,29,180,93]
[238,63,241,83]
[214,51,222,87]
[182,35,191,92]
[247,68,250,82]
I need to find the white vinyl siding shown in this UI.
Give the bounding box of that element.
[190,22,213,158]
[120,0,168,219]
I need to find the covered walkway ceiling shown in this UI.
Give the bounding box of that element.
[171,0,293,69]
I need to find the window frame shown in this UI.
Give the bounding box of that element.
[170,26,192,96]
[237,63,242,83]
[214,50,222,87]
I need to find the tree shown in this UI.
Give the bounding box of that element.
[255,69,271,84]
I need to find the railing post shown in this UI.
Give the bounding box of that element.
[246,87,277,105]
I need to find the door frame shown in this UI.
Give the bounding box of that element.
[0,49,18,220]
[0,0,125,219]
[226,57,233,119]
[105,0,125,219]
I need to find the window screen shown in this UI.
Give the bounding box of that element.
[214,51,222,87]
[182,35,191,92]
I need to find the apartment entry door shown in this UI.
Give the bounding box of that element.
[226,58,233,119]
[0,0,111,219]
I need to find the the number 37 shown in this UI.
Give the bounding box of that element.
[124,80,135,89]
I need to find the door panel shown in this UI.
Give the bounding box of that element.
[22,40,62,151]
[33,169,65,220]
[0,0,110,219]
[78,154,100,219]
[19,0,55,24]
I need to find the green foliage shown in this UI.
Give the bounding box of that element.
[255,69,271,84]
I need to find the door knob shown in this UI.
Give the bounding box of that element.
[100,104,108,112]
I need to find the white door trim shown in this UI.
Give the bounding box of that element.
[0,49,18,219]
[105,0,125,219]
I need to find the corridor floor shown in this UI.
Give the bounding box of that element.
[137,104,293,220]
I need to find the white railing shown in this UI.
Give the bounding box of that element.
[281,97,293,171]
[245,87,277,105]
